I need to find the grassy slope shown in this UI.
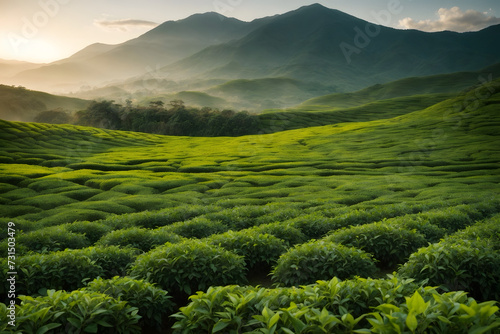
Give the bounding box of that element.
[0,85,90,122]
[0,79,499,226]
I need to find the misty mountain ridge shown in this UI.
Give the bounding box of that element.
[3,3,500,112]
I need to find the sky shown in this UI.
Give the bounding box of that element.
[1,0,499,63]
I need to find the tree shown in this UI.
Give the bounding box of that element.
[34,109,71,124]
[75,100,122,129]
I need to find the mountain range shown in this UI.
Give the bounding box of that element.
[2,3,500,113]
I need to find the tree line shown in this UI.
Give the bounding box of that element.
[34,100,262,137]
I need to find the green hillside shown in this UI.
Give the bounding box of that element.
[1,78,499,332]
[0,85,90,122]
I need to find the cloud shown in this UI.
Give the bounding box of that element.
[399,7,500,32]
[94,18,158,32]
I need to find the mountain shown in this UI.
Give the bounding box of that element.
[158,4,500,92]
[0,59,44,82]
[0,85,89,122]
[12,13,271,92]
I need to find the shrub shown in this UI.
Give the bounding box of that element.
[128,240,247,298]
[77,246,141,277]
[387,215,447,243]
[0,225,90,255]
[85,276,175,331]
[286,213,343,239]
[100,205,215,229]
[161,217,229,239]
[0,251,103,296]
[326,221,427,268]
[446,214,500,249]
[420,206,474,232]
[64,220,113,244]
[96,227,182,251]
[170,276,423,333]
[6,290,141,334]
[398,240,500,301]
[206,230,288,270]
[272,241,377,286]
[245,222,307,246]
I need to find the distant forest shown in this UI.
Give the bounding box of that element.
[35,100,261,137]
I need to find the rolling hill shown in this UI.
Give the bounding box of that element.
[0,85,90,122]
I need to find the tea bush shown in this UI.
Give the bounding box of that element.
[286,213,342,239]
[128,240,247,298]
[326,221,427,268]
[64,220,113,243]
[245,222,307,246]
[171,276,500,333]
[77,246,141,277]
[206,230,288,270]
[419,206,475,232]
[85,276,175,331]
[2,290,141,334]
[386,215,447,243]
[446,214,500,249]
[96,227,182,251]
[398,240,500,301]
[0,250,103,296]
[272,241,377,286]
[160,217,229,239]
[0,225,90,255]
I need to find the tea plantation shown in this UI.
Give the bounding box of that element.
[1,79,500,332]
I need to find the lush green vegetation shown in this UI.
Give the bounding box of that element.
[0,78,499,332]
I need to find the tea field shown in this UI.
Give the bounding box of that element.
[1,79,500,332]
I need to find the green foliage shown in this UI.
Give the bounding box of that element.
[85,276,175,331]
[76,246,141,277]
[64,220,114,243]
[385,215,447,243]
[0,225,90,255]
[0,250,103,295]
[326,221,427,268]
[285,213,341,239]
[245,222,308,246]
[171,276,500,333]
[206,230,288,270]
[398,240,500,301]
[160,217,229,239]
[272,241,377,286]
[96,227,182,251]
[10,289,141,334]
[129,239,247,297]
[446,214,500,250]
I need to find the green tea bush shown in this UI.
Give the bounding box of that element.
[206,230,288,270]
[129,240,247,298]
[77,246,141,277]
[420,206,474,232]
[161,217,229,239]
[286,213,343,239]
[3,290,141,334]
[0,251,103,295]
[64,220,113,243]
[326,222,427,268]
[398,240,500,301]
[96,227,182,251]
[446,214,500,249]
[171,276,423,333]
[13,193,77,210]
[246,222,307,246]
[272,241,377,286]
[0,225,90,255]
[85,276,175,331]
[204,205,275,230]
[101,205,215,229]
[386,215,447,243]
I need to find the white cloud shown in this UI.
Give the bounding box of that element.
[94,18,158,32]
[399,7,500,32]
